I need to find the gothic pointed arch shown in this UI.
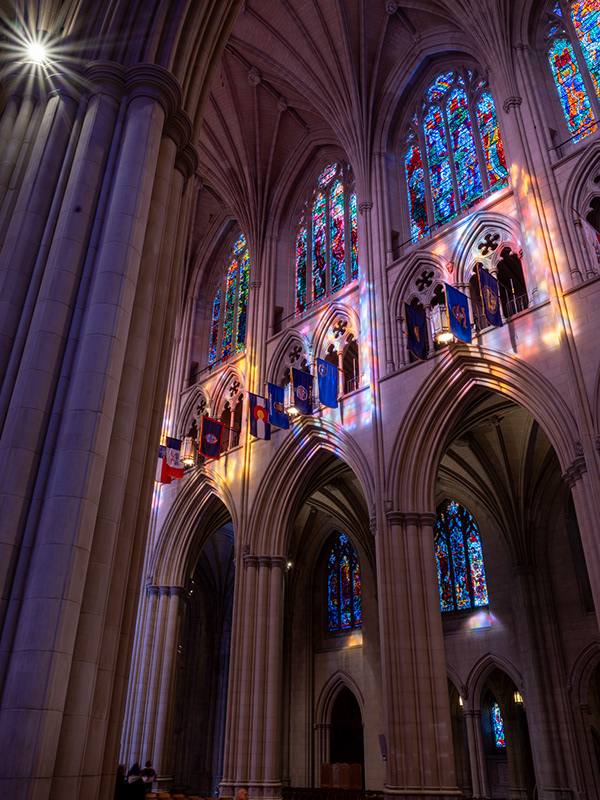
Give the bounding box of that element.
[315,671,365,725]
[466,653,524,711]
[267,330,311,385]
[313,303,360,361]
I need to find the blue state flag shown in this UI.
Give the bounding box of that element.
[292,367,313,415]
[404,303,428,361]
[268,383,290,429]
[445,283,472,344]
[477,264,502,327]
[248,392,271,440]
[316,358,338,408]
[199,416,224,460]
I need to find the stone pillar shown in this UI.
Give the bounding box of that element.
[142,587,171,762]
[463,709,489,799]
[379,511,460,800]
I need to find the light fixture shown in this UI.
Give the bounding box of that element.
[26,40,48,64]
[287,561,292,569]
[284,381,299,416]
[513,690,523,705]
[181,435,197,467]
[458,696,463,707]
[431,303,453,345]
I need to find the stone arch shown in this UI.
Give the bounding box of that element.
[387,347,580,512]
[248,418,375,555]
[149,469,238,586]
[177,384,211,438]
[564,140,600,279]
[315,671,365,725]
[267,329,311,385]
[568,641,600,706]
[449,213,522,285]
[466,653,524,711]
[313,303,360,360]
[391,252,448,319]
[211,366,245,415]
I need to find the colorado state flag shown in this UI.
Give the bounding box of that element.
[292,367,313,415]
[268,383,290,429]
[404,303,428,361]
[248,392,271,440]
[199,416,224,460]
[316,358,338,408]
[445,283,472,344]
[476,264,502,327]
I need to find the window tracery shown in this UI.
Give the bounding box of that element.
[404,69,508,243]
[546,0,600,143]
[208,234,250,367]
[327,533,362,632]
[295,164,359,315]
[435,499,489,612]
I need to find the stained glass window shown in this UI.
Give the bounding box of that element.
[295,163,359,314]
[546,1,600,142]
[435,499,489,612]
[406,69,508,243]
[327,533,362,632]
[492,702,506,748]
[207,234,250,366]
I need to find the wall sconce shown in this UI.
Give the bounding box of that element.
[284,381,299,416]
[458,696,463,707]
[181,435,197,467]
[431,303,453,345]
[513,690,523,705]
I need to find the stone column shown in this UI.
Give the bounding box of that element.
[141,587,171,762]
[463,710,488,799]
[379,511,460,800]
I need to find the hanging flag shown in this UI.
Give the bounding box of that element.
[292,367,313,415]
[267,383,290,429]
[316,358,338,408]
[199,417,224,460]
[476,264,502,327]
[155,444,171,484]
[445,283,472,343]
[404,303,428,361]
[165,437,184,479]
[248,392,271,440]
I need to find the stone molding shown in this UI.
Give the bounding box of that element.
[126,62,182,120]
[84,60,127,101]
[175,142,199,181]
[164,107,193,151]
[562,455,587,486]
[503,95,522,114]
[359,201,373,214]
[385,510,437,527]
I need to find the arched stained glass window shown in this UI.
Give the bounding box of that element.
[546,0,600,142]
[207,234,250,367]
[435,499,489,612]
[327,533,362,632]
[404,69,508,243]
[492,702,506,748]
[295,163,359,315]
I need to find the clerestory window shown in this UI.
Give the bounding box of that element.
[545,0,600,143]
[404,69,508,243]
[434,499,489,612]
[295,163,359,315]
[327,533,362,632]
[208,234,250,367]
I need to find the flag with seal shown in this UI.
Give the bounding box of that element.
[476,264,502,327]
[156,444,171,484]
[248,392,271,440]
[445,283,472,343]
[165,437,184,479]
[267,383,290,429]
[404,303,428,361]
[292,367,313,415]
[199,417,224,460]
[316,358,338,408]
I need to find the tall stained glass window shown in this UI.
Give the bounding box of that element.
[434,499,489,612]
[546,0,600,142]
[207,234,251,367]
[327,533,362,632]
[295,163,359,315]
[404,69,508,243]
[492,702,506,748]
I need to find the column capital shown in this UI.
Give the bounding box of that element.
[158,585,171,597]
[146,584,160,597]
[386,510,437,527]
[170,585,187,598]
[164,107,193,150]
[271,555,288,572]
[562,454,586,486]
[84,61,126,102]
[126,63,182,120]
[503,96,522,114]
[359,200,373,214]
[175,142,199,181]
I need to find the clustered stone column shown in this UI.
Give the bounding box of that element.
[221,553,287,800]
[0,57,198,800]
[378,511,460,800]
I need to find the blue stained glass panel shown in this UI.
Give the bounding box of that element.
[350,190,359,280]
[353,558,362,625]
[233,234,246,255]
[313,193,327,301]
[221,258,238,360]
[328,550,339,630]
[449,509,469,609]
[476,93,509,191]
[468,525,489,606]
[318,164,337,188]
[296,222,307,314]
[340,553,351,628]
[424,106,456,223]
[236,249,249,353]
[447,87,484,208]
[571,0,600,97]
[327,533,362,632]
[553,1,562,15]
[549,38,596,141]
[330,180,345,292]
[405,143,428,242]
[427,71,454,101]
[492,702,506,747]
[208,281,221,365]
[435,521,454,611]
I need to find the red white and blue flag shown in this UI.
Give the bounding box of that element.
[165,437,184,479]
[156,444,171,484]
[199,416,224,460]
[248,393,271,440]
